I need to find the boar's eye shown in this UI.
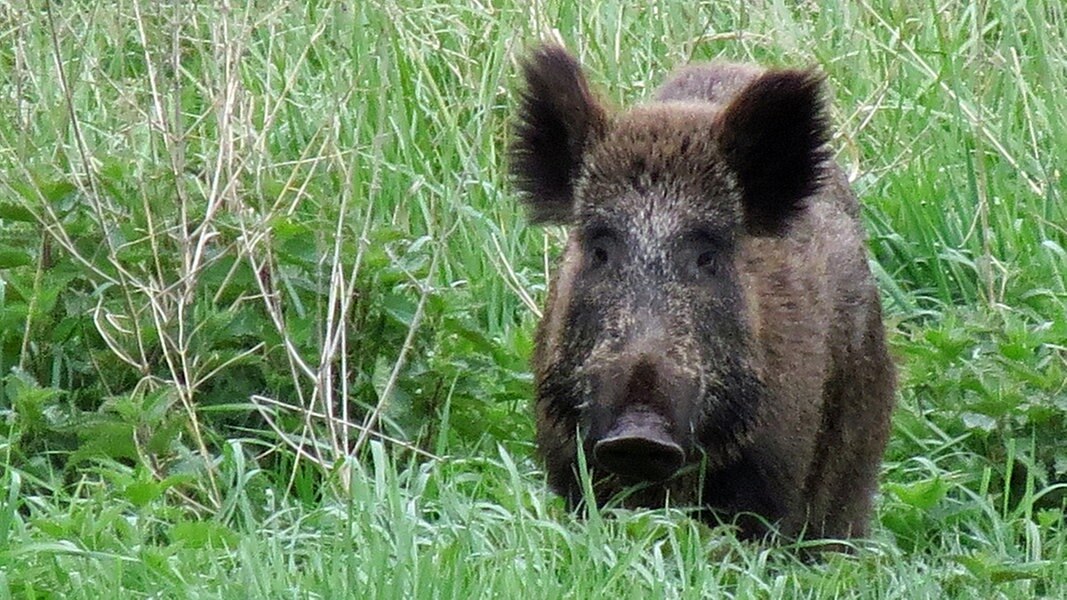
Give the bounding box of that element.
[682,230,728,278]
[584,227,618,270]
[694,246,721,275]
[591,245,609,267]
[696,249,716,269]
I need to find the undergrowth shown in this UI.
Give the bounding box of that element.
[0,0,1064,597]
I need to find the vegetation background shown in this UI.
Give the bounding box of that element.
[0,0,1064,597]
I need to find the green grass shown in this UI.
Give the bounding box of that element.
[2,443,1065,598]
[0,0,1065,597]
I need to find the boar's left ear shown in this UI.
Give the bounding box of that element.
[511,45,608,225]
[716,69,830,235]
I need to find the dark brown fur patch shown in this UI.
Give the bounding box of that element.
[654,62,763,105]
[716,70,830,235]
[510,46,608,224]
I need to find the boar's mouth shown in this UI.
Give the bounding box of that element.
[593,407,686,482]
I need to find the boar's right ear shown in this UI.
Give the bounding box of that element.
[716,69,830,235]
[510,45,608,225]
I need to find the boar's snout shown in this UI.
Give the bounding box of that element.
[586,351,694,482]
[593,409,685,481]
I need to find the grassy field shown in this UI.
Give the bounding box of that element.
[0,0,1065,597]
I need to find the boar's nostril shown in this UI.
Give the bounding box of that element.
[593,411,685,482]
[594,436,685,482]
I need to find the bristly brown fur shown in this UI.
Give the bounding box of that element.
[511,44,896,544]
[716,69,830,235]
[510,45,608,224]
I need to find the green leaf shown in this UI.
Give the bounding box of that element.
[170,520,239,550]
[0,202,35,222]
[0,247,32,269]
[887,477,950,511]
[961,412,997,432]
[5,369,63,433]
[73,420,138,463]
[122,480,165,508]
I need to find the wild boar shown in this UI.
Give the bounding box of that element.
[510,45,896,540]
